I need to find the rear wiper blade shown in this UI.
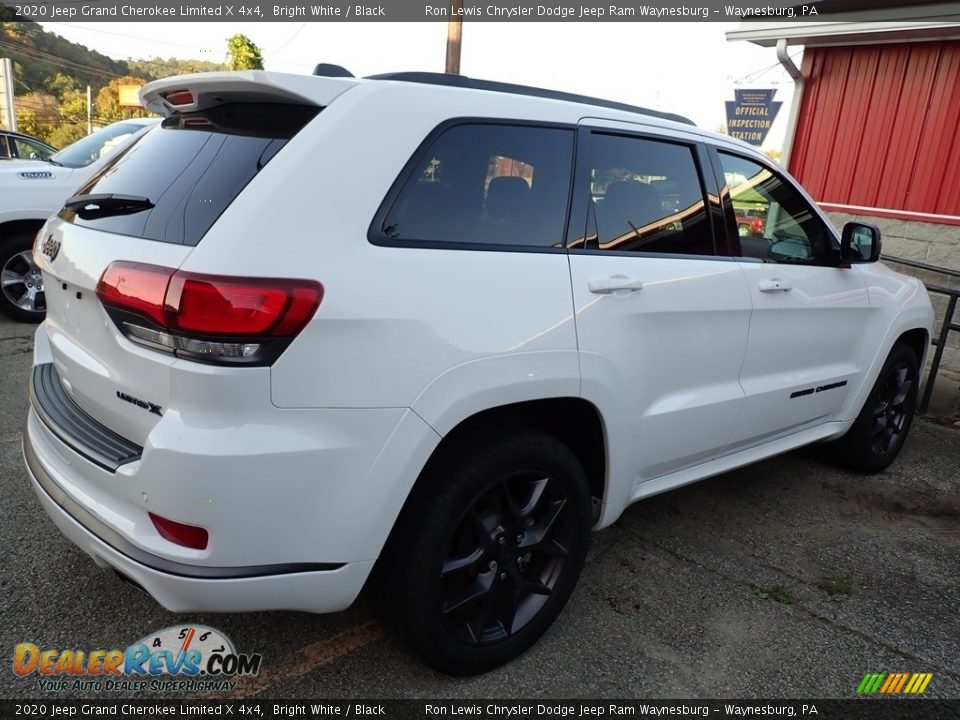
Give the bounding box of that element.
[64,193,154,219]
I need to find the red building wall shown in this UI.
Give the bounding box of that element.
[789,41,960,224]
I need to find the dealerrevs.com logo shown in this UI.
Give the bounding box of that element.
[13,625,262,693]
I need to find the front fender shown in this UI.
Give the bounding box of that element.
[839,270,934,424]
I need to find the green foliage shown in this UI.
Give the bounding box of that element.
[14,91,58,138]
[226,34,264,71]
[47,122,87,149]
[127,57,227,79]
[44,72,77,96]
[1,22,228,142]
[751,584,793,604]
[1,21,129,92]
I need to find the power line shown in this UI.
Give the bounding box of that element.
[46,22,211,53]
[265,23,306,60]
[0,37,127,81]
[730,52,802,86]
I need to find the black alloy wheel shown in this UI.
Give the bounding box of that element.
[440,470,577,646]
[373,425,592,675]
[824,342,919,473]
[870,361,913,457]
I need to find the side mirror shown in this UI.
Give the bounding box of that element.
[841,222,881,263]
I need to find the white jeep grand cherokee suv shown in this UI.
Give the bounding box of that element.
[23,69,933,674]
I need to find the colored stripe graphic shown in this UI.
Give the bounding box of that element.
[858,672,933,695]
[893,673,909,693]
[857,673,882,693]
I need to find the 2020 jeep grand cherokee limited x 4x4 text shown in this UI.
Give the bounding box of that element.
[22,69,933,674]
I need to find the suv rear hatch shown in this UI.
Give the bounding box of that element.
[33,72,356,452]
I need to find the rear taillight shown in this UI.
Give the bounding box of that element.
[96,261,322,366]
[149,512,208,550]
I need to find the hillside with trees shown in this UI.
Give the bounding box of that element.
[0,20,246,147]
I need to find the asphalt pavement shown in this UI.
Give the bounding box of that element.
[1,314,958,700]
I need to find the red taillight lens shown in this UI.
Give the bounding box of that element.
[96,261,323,364]
[96,262,174,327]
[149,512,208,550]
[166,274,299,336]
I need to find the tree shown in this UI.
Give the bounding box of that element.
[15,91,59,139]
[226,34,264,71]
[764,148,782,164]
[45,72,77,97]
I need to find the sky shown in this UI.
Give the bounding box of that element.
[38,21,799,149]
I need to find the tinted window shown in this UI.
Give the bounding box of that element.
[0,136,9,158]
[15,137,53,160]
[51,122,143,168]
[380,124,574,248]
[580,134,712,255]
[718,151,832,264]
[63,104,319,246]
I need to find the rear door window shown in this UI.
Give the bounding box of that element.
[61,103,319,246]
[582,133,714,256]
[376,123,575,249]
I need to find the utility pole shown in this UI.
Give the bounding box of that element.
[445,0,463,75]
[0,58,16,131]
[86,85,92,135]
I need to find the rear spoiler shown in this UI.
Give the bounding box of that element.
[140,70,359,116]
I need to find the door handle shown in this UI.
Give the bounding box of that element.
[588,276,644,295]
[758,278,793,293]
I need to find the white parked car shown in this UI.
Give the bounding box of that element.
[0,119,156,321]
[23,70,933,674]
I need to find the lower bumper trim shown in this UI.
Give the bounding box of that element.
[23,424,344,580]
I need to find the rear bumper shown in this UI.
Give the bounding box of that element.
[23,414,374,613]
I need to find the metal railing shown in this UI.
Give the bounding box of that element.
[882,255,960,413]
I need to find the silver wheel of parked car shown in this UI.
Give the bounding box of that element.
[0,236,46,322]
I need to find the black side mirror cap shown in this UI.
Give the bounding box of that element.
[841,221,882,263]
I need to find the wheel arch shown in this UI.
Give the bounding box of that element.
[375,396,608,570]
[896,327,930,368]
[424,397,608,517]
[0,218,46,244]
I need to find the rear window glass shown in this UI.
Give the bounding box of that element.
[61,103,320,246]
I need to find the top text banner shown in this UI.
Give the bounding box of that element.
[3,0,960,22]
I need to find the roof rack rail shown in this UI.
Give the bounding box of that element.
[313,63,354,78]
[364,71,695,126]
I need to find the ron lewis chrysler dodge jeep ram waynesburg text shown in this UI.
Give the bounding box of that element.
[23,68,933,674]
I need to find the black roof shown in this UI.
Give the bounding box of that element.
[364,71,695,126]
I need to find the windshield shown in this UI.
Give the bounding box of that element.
[50,122,146,169]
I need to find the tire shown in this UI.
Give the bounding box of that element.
[824,343,919,473]
[374,425,592,675]
[0,232,46,323]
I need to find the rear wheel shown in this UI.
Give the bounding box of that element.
[0,232,46,322]
[375,426,592,675]
[824,343,919,473]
